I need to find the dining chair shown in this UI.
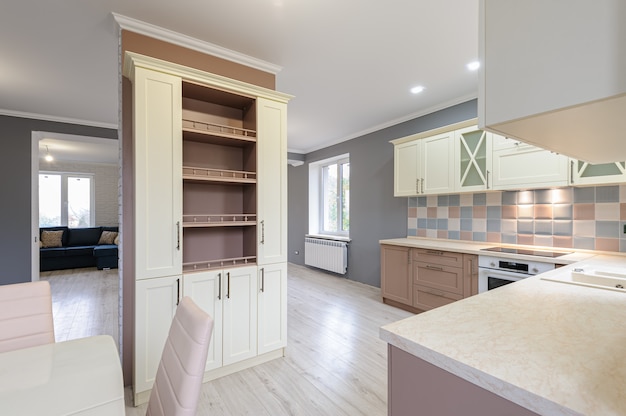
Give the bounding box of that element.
[146,296,214,416]
[0,281,55,353]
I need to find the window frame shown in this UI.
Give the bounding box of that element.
[39,171,95,228]
[309,154,350,237]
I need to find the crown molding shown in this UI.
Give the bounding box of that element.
[112,13,283,75]
[0,108,118,130]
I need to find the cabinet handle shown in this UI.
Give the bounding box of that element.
[425,265,443,272]
[570,160,574,184]
[217,273,222,300]
[416,178,419,194]
[424,288,444,297]
[176,221,180,250]
[425,250,443,256]
[421,178,424,194]
[226,272,231,299]
[260,220,265,244]
[260,268,265,293]
[486,170,490,189]
[176,278,180,305]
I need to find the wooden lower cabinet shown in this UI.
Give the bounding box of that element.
[381,245,478,313]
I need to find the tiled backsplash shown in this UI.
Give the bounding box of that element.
[408,185,626,253]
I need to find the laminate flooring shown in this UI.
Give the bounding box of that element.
[42,264,414,415]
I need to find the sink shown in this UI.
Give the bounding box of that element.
[542,266,626,292]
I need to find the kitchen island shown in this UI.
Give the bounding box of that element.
[380,255,626,415]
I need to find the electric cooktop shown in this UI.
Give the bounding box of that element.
[480,246,572,258]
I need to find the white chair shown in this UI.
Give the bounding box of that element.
[0,281,55,353]
[146,296,214,416]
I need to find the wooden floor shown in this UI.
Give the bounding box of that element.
[43,264,413,415]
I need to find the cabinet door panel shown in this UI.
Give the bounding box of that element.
[134,67,183,280]
[422,132,454,194]
[381,245,412,306]
[394,140,420,196]
[135,276,179,395]
[222,266,258,366]
[455,127,492,192]
[183,271,223,371]
[414,263,463,295]
[257,98,288,265]
[492,146,568,189]
[571,160,626,186]
[413,284,462,311]
[258,263,288,354]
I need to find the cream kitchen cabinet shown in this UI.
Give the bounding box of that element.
[257,98,288,265]
[569,160,626,186]
[491,135,568,190]
[392,132,454,196]
[125,52,291,405]
[454,125,492,192]
[478,0,626,163]
[257,263,288,355]
[134,275,180,400]
[132,67,183,281]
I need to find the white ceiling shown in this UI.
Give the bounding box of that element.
[1,0,479,155]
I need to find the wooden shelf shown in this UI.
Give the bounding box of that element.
[183,119,256,146]
[183,256,257,273]
[183,166,256,184]
[183,214,256,227]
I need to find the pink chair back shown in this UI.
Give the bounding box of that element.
[0,281,55,353]
[147,296,214,416]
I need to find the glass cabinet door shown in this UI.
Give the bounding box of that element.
[455,126,491,192]
[571,160,626,185]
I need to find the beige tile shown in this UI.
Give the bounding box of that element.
[573,220,595,237]
[426,229,437,238]
[486,192,502,206]
[460,193,473,206]
[595,203,620,220]
[518,191,534,205]
[501,219,517,234]
[448,218,460,231]
[437,207,448,218]
[408,218,417,229]
[417,207,427,219]
[427,195,437,207]
[534,235,553,247]
[473,219,486,232]
[518,205,534,219]
[573,204,595,220]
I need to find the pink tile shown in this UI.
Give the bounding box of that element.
[502,205,517,219]
[460,231,472,241]
[408,207,417,218]
[533,235,553,247]
[553,236,573,249]
[517,234,534,245]
[437,230,448,239]
[417,229,427,237]
[621,203,626,220]
[487,232,501,243]
[517,205,534,219]
[534,205,553,219]
[448,206,460,218]
[473,206,486,218]
[427,207,437,218]
[595,238,619,252]
[573,204,595,220]
[595,203,619,220]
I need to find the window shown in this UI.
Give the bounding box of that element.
[39,172,94,227]
[309,154,350,236]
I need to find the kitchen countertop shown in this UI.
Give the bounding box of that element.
[380,236,598,264]
[380,255,626,415]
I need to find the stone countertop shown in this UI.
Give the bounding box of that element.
[380,255,626,416]
[379,236,599,264]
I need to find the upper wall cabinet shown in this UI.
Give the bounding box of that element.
[570,160,626,186]
[478,0,626,163]
[491,135,569,190]
[454,126,492,193]
[393,132,455,196]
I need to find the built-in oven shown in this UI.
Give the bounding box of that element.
[478,248,565,293]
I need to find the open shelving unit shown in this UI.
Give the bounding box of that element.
[181,81,258,272]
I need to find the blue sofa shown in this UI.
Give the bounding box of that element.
[39,226,119,271]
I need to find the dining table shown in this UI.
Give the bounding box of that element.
[0,335,124,415]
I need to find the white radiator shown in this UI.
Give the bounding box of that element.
[304,237,348,275]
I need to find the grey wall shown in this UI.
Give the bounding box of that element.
[287,99,477,287]
[0,115,117,285]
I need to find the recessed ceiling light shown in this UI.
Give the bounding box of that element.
[410,85,425,94]
[466,61,480,71]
